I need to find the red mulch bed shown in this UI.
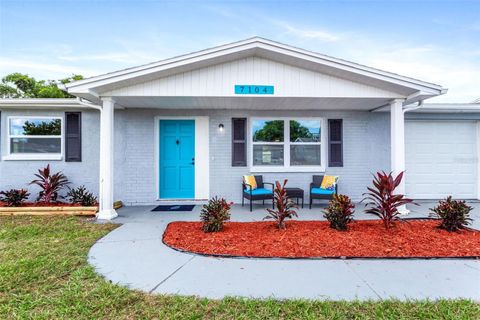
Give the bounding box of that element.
[163,220,480,258]
[0,201,83,207]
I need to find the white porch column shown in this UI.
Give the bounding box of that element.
[97,97,118,220]
[390,98,409,214]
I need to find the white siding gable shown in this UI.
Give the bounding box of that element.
[103,57,400,98]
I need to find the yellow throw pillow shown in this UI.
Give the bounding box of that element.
[320,175,338,190]
[243,175,257,189]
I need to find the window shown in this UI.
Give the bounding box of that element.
[251,118,324,171]
[6,117,63,160]
[252,120,284,166]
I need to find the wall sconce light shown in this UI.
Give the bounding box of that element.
[218,123,224,132]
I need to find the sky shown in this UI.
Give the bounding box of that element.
[0,0,479,103]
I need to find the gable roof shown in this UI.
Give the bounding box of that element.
[65,37,446,104]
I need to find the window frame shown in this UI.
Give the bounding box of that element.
[3,115,64,161]
[249,117,326,172]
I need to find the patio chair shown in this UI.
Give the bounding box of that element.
[242,175,274,212]
[309,175,338,209]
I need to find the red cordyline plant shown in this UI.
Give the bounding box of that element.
[30,164,69,203]
[264,180,298,229]
[362,171,414,229]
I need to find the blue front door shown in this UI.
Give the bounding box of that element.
[159,120,195,199]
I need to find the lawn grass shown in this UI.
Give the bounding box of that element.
[0,216,478,319]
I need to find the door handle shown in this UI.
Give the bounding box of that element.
[191,157,195,165]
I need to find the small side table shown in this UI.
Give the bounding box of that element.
[284,188,304,208]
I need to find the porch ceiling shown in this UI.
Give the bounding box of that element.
[112,96,392,111]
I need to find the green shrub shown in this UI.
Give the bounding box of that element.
[430,196,473,232]
[0,189,30,207]
[65,186,98,206]
[323,194,355,231]
[200,197,232,232]
[264,180,298,229]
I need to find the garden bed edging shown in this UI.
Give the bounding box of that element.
[0,206,98,216]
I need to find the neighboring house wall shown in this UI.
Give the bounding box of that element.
[0,109,100,201]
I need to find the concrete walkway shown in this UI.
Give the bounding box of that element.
[88,202,480,300]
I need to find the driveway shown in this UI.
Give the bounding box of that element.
[88,202,480,300]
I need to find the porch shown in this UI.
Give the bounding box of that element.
[63,38,446,219]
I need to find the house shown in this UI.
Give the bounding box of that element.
[0,37,478,219]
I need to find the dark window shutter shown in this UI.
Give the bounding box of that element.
[65,112,82,162]
[232,118,247,166]
[328,119,343,167]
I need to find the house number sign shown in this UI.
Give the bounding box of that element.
[234,85,274,95]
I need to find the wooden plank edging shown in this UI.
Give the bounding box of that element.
[0,206,98,216]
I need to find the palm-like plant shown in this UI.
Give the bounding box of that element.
[362,171,414,229]
[264,180,298,229]
[30,164,69,203]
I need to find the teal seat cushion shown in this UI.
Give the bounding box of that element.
[244,188,273,196]
[311,187,335,195]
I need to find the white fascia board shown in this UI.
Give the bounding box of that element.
[65,37,446,96]
[409,103,480,113]
[0,98,88,109]
[65,39,260,91]
[254,41,445,94]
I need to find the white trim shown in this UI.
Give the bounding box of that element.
[154,116,209,200]
[0,98,86,109]
[249,117,326,173]
[3,116,63,161]
[2,154,63,161]
[408,103,480,113]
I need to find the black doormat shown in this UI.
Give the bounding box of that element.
[151,205,195,212]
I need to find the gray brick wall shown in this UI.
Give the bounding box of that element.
[0,108,390,205]
[208,110,389,203]
[0,109,99,201]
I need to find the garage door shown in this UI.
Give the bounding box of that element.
[405,120,478,199]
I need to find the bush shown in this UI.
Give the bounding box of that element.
[430,196,473,232]
[29,164,69,203]
[362,171,414,229]
[200,197,232,232]
[264,180,298,229]
[0,189,30,207]
[323,194,355,231]
[65,186,98,206]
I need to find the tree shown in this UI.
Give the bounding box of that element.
[0,73,83,98]
[253,120,315,142]
[290,120,315,141]
[253,120,284,142]
[23,119,61,135]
